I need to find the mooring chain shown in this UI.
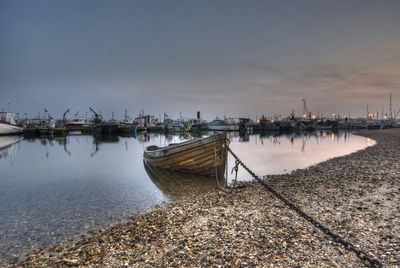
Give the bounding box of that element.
[225,145,384,268]
[231,160,240,186]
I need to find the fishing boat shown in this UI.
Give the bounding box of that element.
[95,112,119,134]
[143,133,228,177]
[208,118,239,131]
[313,121,332,130]
[65,117,94,131]
[118,110,137,133]
[0,112,23,135]
[165,120,184,133]
[252,116,279,131]
[95,120,120,134]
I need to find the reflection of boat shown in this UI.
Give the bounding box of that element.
[144,163,221,199]
[0,135,21,159]
[93,133,120,143]
[91,133,120,157]
[0,112,23,135]
[143,133,228,177]
[0,135,21,150]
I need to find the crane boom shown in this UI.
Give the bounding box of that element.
[63,109,70,123]
[89,107,103,123]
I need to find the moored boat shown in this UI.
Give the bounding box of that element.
[0,112,23,135]
[143,133,228,177]
[208,118,239,131]
[65,117,94,131]
[95,121,120,134]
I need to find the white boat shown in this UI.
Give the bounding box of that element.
[0,112,23,135]
[65,117,93,131]
[208,118,239,131]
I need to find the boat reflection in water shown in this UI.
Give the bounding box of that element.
[0,135,21,160]
[144,162,224,200]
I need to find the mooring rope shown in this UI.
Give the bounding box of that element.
[225,144,384,268]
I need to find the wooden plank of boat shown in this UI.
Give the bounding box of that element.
[143,133,227,177]
[147,140,225,164]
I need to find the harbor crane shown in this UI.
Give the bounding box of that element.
[62,109,70,123]
[44,108,53,120]
[89,107,103,123]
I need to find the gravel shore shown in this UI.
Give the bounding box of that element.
[13,129,400,267]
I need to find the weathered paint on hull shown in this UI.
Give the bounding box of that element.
[144,134,227,177]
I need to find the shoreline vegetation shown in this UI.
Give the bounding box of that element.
[11,129,400,267]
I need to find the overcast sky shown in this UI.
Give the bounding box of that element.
[1,0,399,120]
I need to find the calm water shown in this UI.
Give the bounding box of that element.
[0,131,374,261]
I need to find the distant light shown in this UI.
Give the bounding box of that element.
[312,115,317,119]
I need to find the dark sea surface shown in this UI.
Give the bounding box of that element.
[0,131,375,261]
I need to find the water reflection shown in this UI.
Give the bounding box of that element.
[0,135,21,161]
[0,131,374,261]
[144,163,221,199]
[227,130,374,179]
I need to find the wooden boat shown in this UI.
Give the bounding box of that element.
[143,133,228,177]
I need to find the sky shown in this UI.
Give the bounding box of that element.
[1,0,400,120]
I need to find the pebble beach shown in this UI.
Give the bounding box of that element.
[11,129,400,267]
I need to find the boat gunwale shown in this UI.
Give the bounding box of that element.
[143,133,226,159]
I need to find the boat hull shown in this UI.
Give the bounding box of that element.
[314,126,333,130]
[252,125,280,131]
[207,125,239,131]
[143,133,227,177]
[165,127,184,133]
[0,122,23,135]
[65,123,93,131]
[95,123,120,134]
